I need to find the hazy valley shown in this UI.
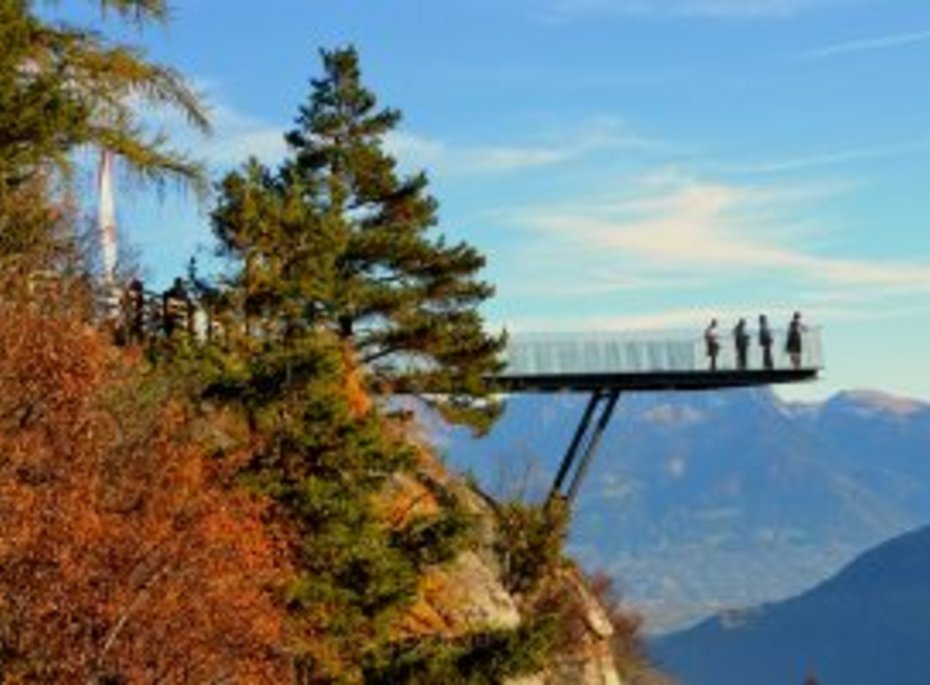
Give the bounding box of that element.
[653,523,930,684]
[446,387,930,632]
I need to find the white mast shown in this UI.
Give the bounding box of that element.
[97,149,119,316]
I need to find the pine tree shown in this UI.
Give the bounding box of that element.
[212,46,504,433]
[200,47,519,679]
[210,159,335,348]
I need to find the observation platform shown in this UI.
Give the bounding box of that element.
[494,329,822,393]
[489,328,822,504]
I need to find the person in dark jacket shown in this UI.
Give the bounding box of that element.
[733,318,750,370]
[758,314,774,370]
[705,318,721,371]
[786,311,805,369]
[125,278,146,344]
[162,277,191,337]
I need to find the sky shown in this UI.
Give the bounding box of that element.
[65,0,930,402]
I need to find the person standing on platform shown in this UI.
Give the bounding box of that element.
[125,278,146,344]
[734,318,750,370]
[705,318,720,371]
[162,277,191,337]
[758,314,774,370]
[786,311,805,369]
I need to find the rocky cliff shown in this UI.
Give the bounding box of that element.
[382,439,651,685]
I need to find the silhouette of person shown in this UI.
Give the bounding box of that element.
[733,318,750,370]
[758,314,774,370]
[704,318,720,371]
[162,277,190,337]
[125,278,146,344]
[786,311,805,369]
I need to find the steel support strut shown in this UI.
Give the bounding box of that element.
[550,391,603,496]
[547,390,622,504]
[566,390,620,503]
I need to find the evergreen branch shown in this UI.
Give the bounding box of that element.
[4,11,210,192]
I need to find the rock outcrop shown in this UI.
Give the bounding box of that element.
[388,445,630,685]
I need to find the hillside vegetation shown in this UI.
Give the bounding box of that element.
[0,2,665,682]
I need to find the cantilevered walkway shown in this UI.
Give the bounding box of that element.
[98,277,823,506]
[490,329,823,503]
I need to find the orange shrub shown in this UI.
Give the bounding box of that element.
[0,304,289,683]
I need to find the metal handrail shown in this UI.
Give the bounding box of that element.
[501,327,823,376]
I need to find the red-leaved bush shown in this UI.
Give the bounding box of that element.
[0,304,290,683]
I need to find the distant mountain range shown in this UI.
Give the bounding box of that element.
[651,523,930,685]
[443,387,930,631]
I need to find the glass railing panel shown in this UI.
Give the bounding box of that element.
[501,328,822,376]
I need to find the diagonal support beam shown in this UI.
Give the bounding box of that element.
[547,390,622,505]
[549,390,604,498]
[565,390,621,504]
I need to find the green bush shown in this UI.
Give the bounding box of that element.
[363,618,557,685]
[494,498,570,597]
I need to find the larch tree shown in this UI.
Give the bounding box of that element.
[0,0,208,188]
[0,0,209,267]
[212,46,504,433]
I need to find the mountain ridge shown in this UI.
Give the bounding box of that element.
[651,523,930,685]
[445,386,930,631]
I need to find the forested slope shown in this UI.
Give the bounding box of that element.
[0,3,666,682]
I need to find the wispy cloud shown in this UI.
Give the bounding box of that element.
[719,140,929,175]
[383,131,446,170]
[142,85,288,170]
[496,268,699,298]
[505,168,930,295]
[199,102,287,167]
[800,28,930,60]
[499,296,925,333]
[386,117,667,175]
[549,0,835,19]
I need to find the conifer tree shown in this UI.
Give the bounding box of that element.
[204,169,481,678]
[0,0,208,191]
[0,0,209,268]
[201,48,519,679]
[212,46,504,432]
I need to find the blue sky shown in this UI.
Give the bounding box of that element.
[70,0,930,401]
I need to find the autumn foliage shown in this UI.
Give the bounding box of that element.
[0,302,289,683]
